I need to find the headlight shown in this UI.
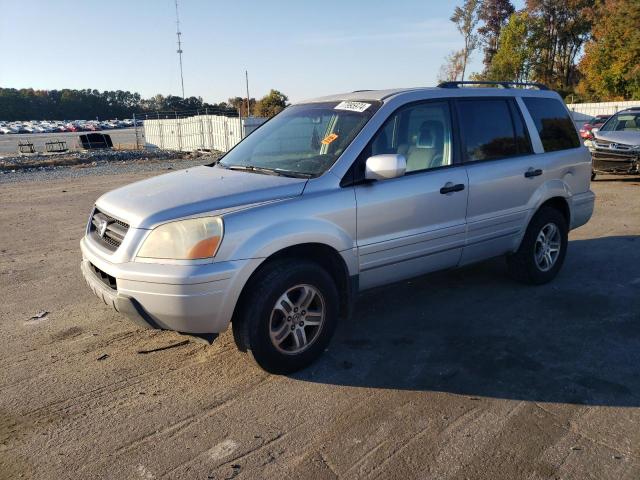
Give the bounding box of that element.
[137,217,223,260]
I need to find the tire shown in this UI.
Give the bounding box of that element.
[507,206,568,285]
[232,259,339,374]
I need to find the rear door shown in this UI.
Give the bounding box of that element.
[455,97,542,265]
[353,100,469,290]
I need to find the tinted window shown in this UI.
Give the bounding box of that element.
[523,97,580,151]
[368,101,453,173]
[457,99,528,161]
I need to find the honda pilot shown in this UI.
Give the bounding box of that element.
[81,82,595,373]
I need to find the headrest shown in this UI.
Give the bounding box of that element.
[416,121,444,148]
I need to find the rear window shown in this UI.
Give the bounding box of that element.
[523,97,580,152]
[457,98,532,162]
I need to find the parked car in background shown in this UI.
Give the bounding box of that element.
[588,107,640,179]
[579,114,611,140]
[80,81,595,373]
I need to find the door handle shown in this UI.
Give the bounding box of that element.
[440,183,465,194]
[524,168,543,178]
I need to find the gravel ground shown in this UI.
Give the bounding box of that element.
[1,169,639,479]
[0,153,219,184]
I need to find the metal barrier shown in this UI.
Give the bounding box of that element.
[17,140,36,154]
[135,110,266,153]
[45,140,68,153]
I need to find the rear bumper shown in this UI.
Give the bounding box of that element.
[80,236,261,334]
[570,190,595,230]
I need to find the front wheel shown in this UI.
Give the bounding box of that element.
[507,206,568,285]
[232,259,339,374]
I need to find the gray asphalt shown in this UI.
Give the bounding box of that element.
[0,128,140,155]
[1,169,639,479]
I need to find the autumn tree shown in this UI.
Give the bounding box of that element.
[525,0,593,91]
[450,0,482,81]
[477,0,515,68]
[577,0,640,100]
[228,97,256,117]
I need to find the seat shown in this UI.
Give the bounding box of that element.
[405,121,445,172]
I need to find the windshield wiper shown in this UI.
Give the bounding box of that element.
[219,164,312,178]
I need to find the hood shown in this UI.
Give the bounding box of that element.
[594,130,640,146]
[96,165,307,229]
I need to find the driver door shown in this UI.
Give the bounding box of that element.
[353,100,469,290]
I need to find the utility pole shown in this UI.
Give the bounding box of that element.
[175,0,185,99]
[245,70,251,117]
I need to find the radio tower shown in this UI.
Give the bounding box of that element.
[174,0,185,99]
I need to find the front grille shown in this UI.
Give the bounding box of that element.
[594,140,635,152]
[90,262,117,290]
[89,208,129,252]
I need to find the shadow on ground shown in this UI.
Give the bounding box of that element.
[295,236,640,407]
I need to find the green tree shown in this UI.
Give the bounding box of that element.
[254,89,289,118]
[450,0,482,81]
[484,12,533,82]
[578,0,640,100]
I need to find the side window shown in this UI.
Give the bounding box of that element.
[457,99,525,162]
[369,101,453,173]
[522,97,580,152]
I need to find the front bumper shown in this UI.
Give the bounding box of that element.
[591,148,640,174]
[80,236,260,334]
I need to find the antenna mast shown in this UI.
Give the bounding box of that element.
[174,0,185,99]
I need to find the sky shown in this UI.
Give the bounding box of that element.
[0,0,523,104]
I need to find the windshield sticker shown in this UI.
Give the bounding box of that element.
[321,133,339,145]
[335,101,371,113]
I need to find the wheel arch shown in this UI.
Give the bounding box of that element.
[515,194,571,252]
[230,243,356,345]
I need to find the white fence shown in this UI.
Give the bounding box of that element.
[143,115,266,152]
[567,100,640,127]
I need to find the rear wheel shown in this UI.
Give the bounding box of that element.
[232,259,339,374]
[507,206,568,285]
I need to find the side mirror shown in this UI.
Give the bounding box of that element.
[592,128,599,134]
[365,154,407,181]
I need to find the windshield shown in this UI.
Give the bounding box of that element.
[600,112,640,132]
[218,101,380,177]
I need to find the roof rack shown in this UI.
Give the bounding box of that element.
[437,81,549,90]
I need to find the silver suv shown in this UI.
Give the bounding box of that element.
[81,82,595,373]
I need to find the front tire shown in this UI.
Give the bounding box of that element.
[232,259,339,374]
[507,206,568,285]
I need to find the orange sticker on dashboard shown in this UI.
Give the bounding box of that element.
[321,133,339,144]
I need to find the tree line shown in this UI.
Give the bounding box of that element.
[440,0,639,101]
[0,88,288,121]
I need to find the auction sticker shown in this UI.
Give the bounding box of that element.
[321,133,339,145]
[335,101,371,113]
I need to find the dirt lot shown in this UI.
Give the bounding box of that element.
[1,168,639,480]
